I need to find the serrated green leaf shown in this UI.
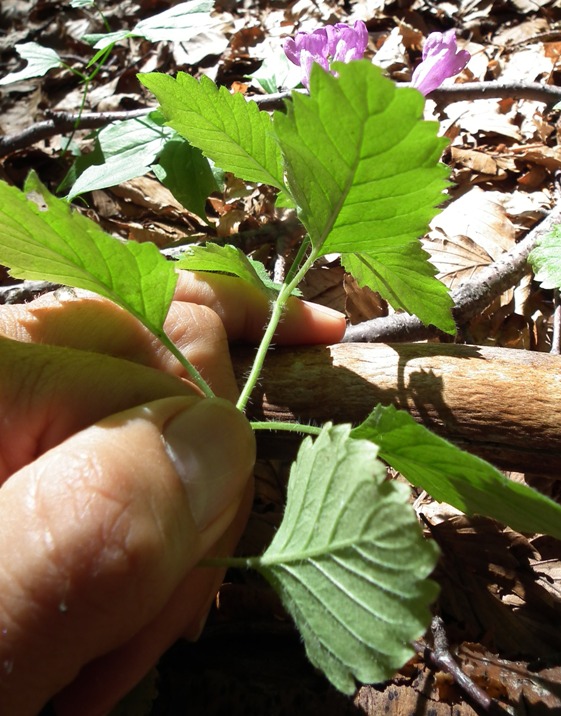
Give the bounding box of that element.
[176,243,301,297]
[352,405,561,540]
[253,423,438,694]
[275,188,296,209]
[529,224,561,290]
[84,0,214,49]
[68,112,175,199]
[0,42,63,85]
[0,173,176,333]
[273,61,449,254]
[175,244,271,294]
[176,243,272,294]
[152,137,218,220]
[139,72,285,190]
[342,243,455,333]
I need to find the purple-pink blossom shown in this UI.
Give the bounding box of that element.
[411,30,470,96]
[284,21,368,89]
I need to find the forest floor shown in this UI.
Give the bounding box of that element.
[1,0,561,714]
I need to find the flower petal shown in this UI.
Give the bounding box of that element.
[412,30,470,95]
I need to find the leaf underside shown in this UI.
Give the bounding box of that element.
[0,42,63,85]
[68,112,176,199]
[254,424,439,694]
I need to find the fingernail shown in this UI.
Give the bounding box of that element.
[302,301,346,319]
[163,399,255,531]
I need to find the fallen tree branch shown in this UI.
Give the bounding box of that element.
[1,81,559,158]
[0,95,284,157]
[426,80,561,105]
[343,206,561,343]
[0,108,153,157]
[232,341,561,476]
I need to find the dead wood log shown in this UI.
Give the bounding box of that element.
[232,342,561,477]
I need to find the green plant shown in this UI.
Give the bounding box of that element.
[1,57,560,697]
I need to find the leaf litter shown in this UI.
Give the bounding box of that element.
[1,0,561,713]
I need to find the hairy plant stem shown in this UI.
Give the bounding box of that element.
[251,421,321,436]
[157,331,215,399]
[236,243,318,413]
[283,235,310,286]
[199,555,258,569]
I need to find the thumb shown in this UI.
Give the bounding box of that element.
[0,396,255,716]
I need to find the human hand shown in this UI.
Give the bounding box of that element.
[0,271,345,716]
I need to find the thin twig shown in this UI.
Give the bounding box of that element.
[343,206,561,343]
[425,80,561,105]
[0,108,154,157]
[1,81,560,158]
[413,616,503,713]
[0,92,292,158]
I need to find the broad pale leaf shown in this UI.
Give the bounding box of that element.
[84,1,214,49]
[342,242,455,333]
[68,112,175,199]
[0,42,63,85]
[529,224,561,290]
[252,424,439,694]
[152,137,219,220]
[0,174,177,332]
[274,61,449,254]
[139,72,285,189]
[352,405,561,540]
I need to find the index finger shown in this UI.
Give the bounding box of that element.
[174,271,346,345]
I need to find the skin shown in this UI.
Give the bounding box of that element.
[0,271,345,716]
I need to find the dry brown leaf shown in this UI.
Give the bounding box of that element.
[111,176,186,214]
[457,41,490,81]
[442,99,523,140]
[499,43,556,83]
[355,678,480,715]
[456,0,497,29]
[492,18,550,45]
[459,643,561,710]
[343,274,387,324]
[300,265,347,314]
[510,0,553,14]
[510,142,561,172]
[424,187,515,289]
[485,188,553,225]
[372,27,409,77]
[450,147,506,178]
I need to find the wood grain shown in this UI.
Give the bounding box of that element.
[232,343,561,476]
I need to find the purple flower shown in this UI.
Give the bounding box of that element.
[411,30,470,96]
[284,21,368,89]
